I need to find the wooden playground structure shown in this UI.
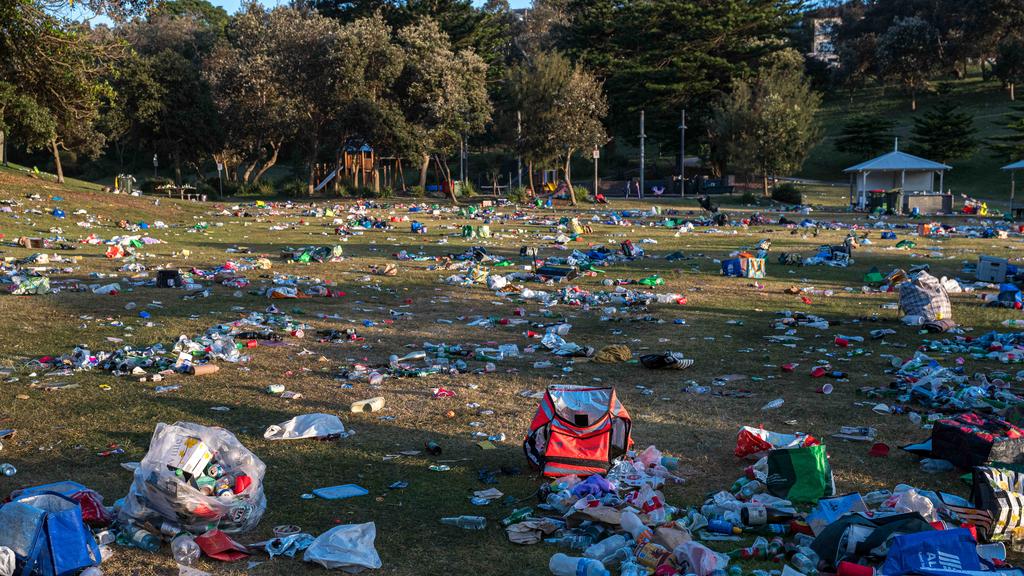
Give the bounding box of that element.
[313,139,407,194]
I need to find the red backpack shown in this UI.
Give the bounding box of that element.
[523,385,632,477]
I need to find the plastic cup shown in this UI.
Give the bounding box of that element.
[817,383,833,394]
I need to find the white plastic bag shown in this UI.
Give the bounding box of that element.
[304,523,382,572]
[118,422,266,534]
[264,413,345,441]
[0,546,14,576]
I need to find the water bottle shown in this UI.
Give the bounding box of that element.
[1002,319,1024,328]
[619,552,646,576]
[761,398,784,410]
[584,534,628,559]
[619,510,653,544]
[791,551,819,574]
[124,528,160,552]
[545,534,593,550]
[440,516,487,530]
[0,463,16,476]
[171,534,200,566]
[738,480,766,500]
[548,553,609,576]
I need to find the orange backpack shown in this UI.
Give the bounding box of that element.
[523,385,632,477]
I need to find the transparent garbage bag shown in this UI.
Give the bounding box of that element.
[304,523,382,572]
[118,422,266,534]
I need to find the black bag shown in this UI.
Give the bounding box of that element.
[931,413,1024,469]
[810,512,934,570]
[971,466,1024,542]
[156,269,183,288]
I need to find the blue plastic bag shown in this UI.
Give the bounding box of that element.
[0,492,100,576]
[880,528,980,576]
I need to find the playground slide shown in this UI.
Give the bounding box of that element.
[314,169,337,192]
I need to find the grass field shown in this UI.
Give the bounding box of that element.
[1,165,1023,575]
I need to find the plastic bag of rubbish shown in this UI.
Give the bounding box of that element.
[118,422,266,534]
[0,546,14,576]
[673,541,728,576]
[487,275,508,290]
[264,413,346,441]
[303,523,382,572]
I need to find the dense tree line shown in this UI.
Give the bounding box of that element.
[1,0,835,197]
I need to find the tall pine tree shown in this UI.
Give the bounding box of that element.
[835,115,896,158]
[990,105,1024,163]
[909,102,978,163]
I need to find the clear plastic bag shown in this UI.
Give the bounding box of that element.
[304,523,382,572]
[118,422,266,534]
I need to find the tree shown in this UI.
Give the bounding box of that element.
[204,3,297,186]
[989,105,1024,163]
[501,51,606,205]
[994,35,1024,102]
[556,0,802,161]
[392,18,491,202]
[909,103,978,163]
[835,115,896,158]
[0,81,56,167]
[713,51,822,197]
[1,3,117,182]
[118,11,222,184]
[150,0,229,34]
[266,9,405,195]
[875,17,941,112]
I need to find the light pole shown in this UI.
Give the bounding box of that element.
[639,110,646,199]
[592,146,600,198]
[516,111,522,189]
[153,154,158,179]
[679,109,687,197]
[216,161,224,197]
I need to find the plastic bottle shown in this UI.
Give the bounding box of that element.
[171,534,200,566]
[619,510,653,545]
[619,552,646,576]
[761,398,784,411]
[501,507,534,527]
[707,519,742,535]
[0,463,16,476]
[545,534,593,550]
[439,516,487,530]
[548,553,610,576]
[124,528,160,552]
[738,480,766,500]
[1002,319,1024,328]
[584,534,628,559]
[80,568,103,576]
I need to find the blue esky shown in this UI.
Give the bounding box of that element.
[207,0,532,12]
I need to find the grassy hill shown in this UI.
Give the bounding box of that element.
[800,75,1021,204]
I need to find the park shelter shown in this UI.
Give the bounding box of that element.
[1004,160,1024,218]
[844,149,951,213]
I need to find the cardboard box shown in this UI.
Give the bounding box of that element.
[166,436,214,477]
[978,255,1009,283]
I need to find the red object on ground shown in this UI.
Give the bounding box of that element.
[868,443,890,457]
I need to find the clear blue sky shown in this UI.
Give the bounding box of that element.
[208,0,532,12]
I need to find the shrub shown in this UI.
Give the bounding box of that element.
[772,182,803,205]
[407,185,426,198]
[506,186,528,204]
[378,186,394,199]
[460,180,478,197]
[141,177,174,195]
[740,190,757,205]
[280,179,308,198]
[238,180,275,196]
